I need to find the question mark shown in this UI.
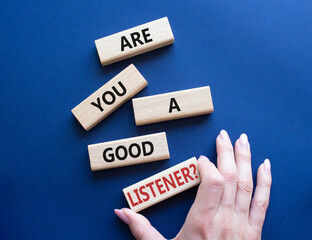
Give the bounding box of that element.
[189,164,198,179]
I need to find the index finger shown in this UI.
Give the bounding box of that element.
[189,155,225,217]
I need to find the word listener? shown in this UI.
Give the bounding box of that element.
[121,28,153,51]
[123,157,200,212]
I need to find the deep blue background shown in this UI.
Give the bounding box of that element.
[1,1,311,239]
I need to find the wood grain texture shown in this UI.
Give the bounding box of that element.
[132,86,214,126]
[72,64,147,131]
[88,132,169,171]
[95,17,174,66]
[123,157,200,212]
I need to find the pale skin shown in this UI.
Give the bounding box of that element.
[115,130,272,240]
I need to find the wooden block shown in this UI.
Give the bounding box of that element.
[88,132,169,171]
[123,157,200,212]
[132,86,214,126]
[72,64,147,131]
[95,17,174,66]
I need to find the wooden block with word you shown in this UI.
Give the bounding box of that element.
[95,17,174,66]
[72,64,147,131]
[123,157,200,212]
[132,86,214,126]
[88,132,169,171]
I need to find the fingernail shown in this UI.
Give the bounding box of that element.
[220,130,229,141]
[199,155,210,161]
[114,209,129,224]
[239,133,249,149]
[264,159,271,174]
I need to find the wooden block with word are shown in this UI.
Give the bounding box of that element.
[88,132,169,171]
[123,157,200,212]
[132,86,214,126]
[95,17,174,66]
[72,64,147,131]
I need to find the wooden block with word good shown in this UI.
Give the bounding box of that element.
[72,64,147,131]
[88,132,169,171]
[95,17,174,66]
[123,157,200,212]
[132,86,214,126]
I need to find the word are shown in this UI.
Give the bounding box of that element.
[121,28,153,51]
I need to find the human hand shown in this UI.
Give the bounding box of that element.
[115,130,272,240]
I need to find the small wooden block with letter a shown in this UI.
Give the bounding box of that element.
[132,86,214,126]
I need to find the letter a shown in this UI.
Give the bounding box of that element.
[121,36,133,51]
[169,98,181,113]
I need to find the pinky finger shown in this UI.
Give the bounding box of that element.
[249,159,272,234]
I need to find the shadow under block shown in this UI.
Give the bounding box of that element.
[88,132,170,171]
[95,17,174,66]
[71,64,147,131]
[132,86,214,126]
[123,157,200,212]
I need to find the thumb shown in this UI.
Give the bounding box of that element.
[114,208,166,240]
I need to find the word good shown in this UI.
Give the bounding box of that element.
[71,64,147,131]
[123,157,200,212]
[88,132,169,171]
[95,17,174,66]
[132,86,214,125]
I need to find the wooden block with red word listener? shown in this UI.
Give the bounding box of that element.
[123,157,200,212]
[132,86,214,126]
[88,132,170,171]
[71,64,147,131]
[95,17,174,66]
